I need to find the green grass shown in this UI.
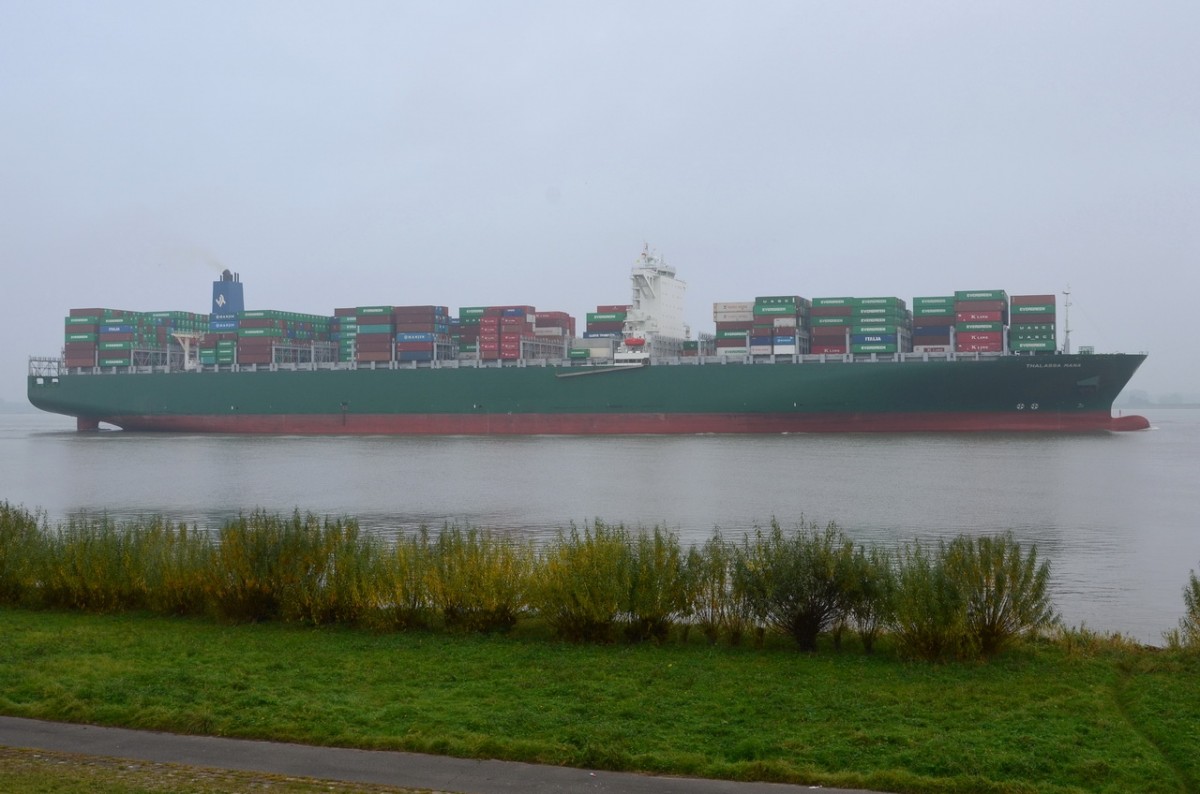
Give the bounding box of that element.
[1,608,1196,793]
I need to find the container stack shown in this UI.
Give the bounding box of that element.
[352,305,396,363]
[67,308,209,368]
[478,305,536,361]
[583,305,628,341]
[712,300,754,356]
[233,310,332,365]
[331,308,357,362]
[954,290,1009,353]
[850,297,909,354]
[1008,295,1057,353]
[752,296,811,355]
[911,296,955,353]
[809,297,854,354]
[392,305,451,362]
[454,307,486,357]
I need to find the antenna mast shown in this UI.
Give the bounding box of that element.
[1062,284,1072,354]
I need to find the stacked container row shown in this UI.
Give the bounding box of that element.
[1008,295,1057,352]
[66,308,208,368]
[953,290,1008,353]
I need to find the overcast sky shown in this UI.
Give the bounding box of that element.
[2,0,1197,405]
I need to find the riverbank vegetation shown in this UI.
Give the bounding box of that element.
[0,502,1061,662]
[2,502,1199,792]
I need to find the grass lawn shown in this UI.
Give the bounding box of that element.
[0,608,1197,793]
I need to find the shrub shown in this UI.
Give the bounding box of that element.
[428,525,534,633]
[844,543,896,654]
[1165,566,1200,651]
[688,531,753,645]
[943,533,1056,658]
[890,539,965,662]
[533,521,631,642]
[138,517,213,617]
[0,502,46,606]
[733,519,855,652]
[374,527,434,630]
[624,526,691,642]
[40,514,156,613]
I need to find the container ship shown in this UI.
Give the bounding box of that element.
[27,249,1149,434]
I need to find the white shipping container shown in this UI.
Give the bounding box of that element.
[772,316,798,328]
[713,310,755,323]
[713,301,754,313]
[717,347,749,356]
[773,345,799,355]
[533,326,564,336]
[749,345,773,355]
[573,337,616,350]
[912,345,951,354]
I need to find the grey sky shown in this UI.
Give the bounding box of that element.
[2,0,1197,404]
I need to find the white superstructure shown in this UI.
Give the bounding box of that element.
[614,245,689,364]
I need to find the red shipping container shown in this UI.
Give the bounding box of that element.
[65,323,99,333]
[958,331,1003,344]
[811,326,849,338]
[912,334,951,346]
[595,305,630,313]
[912,316,955,327]
[955,342,1004,353]
[586,321,624,333]
[395,342,436,352]
[237,352,273,364]
[1011,294,1055,306]
[955,311,1003,323]
[1009,313,1055,325]
[810,306,853,317]
[811,344,848,354]
[483,305,535,317]
[394,322,439,333]
[334,307,356,317]
[65,357,97,367]
[98,332,133,342]
[715,321,754,332]
[69,308,111,318]
[356,351,393,362]
[953,300,1006,312]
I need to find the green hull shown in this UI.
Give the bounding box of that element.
[28,353,1149,434]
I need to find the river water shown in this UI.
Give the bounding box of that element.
[2,409,1197,645]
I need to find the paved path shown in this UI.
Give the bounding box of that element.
[0,716,884,793]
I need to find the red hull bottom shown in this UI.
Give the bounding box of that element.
[98,410,1151,434]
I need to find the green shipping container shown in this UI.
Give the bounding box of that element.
[954,289,1008,302]
[754,296,799,306]
[568,349,590,358]
[1011,340,1056,351]
[355,324,394,335]
[65,315,100,325]
[854,296,906,309]
[99,341,133,350]
[239,328,284,337]
[956,322,1005,332]
[1011,304,1056,314]
[851,343,898,354]
[99,357,131,366]
[716,330,749,339]
[752,305,793,315]
[912,296,954,307]
[913,306,955,317]
[586,312,626,323]
[853,325,904,334]
[812,297,854,307]
[357,306,393,315]
[811,316,851,326]
[458,306,487,318]
[65,333,98,342]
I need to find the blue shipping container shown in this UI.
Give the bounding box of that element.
[750,335,773,346]
[210,320,238,331]
[501,308,528,317]
[396,332,437,342]
[583,331,620,339]
[99,324,133,334]
[851,333,897,344]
